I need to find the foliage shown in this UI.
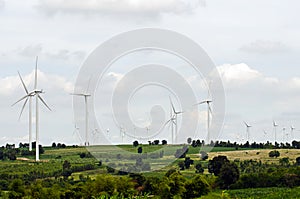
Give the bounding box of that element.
[200,151,208,160]
[133,141,139,147]
[174,146,189,158]
[195,163,204,174]
[208,155,229,176]
[269,150,280,158]
[218,162,240,189]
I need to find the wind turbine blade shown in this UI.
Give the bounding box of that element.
[38,95,51,111]
[208,105,213,115]
[18,71,29,94]
[70,93,85,96]
[18,97,29,120]
[12,94,30,106]
[34,56,38,90]
[169,96,176,113]
[194,101,206,106]
[86,77,92,94]
[243,121,248,127]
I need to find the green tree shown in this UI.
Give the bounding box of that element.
[269,150,280,158]
[159,171,186,198]
[195,163,204,174]
[8,179,25,199]
[183,175,210,198]
[133,140,139,147]
[218,162,240,189]
[208,155,229,176]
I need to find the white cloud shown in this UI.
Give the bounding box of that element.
[16,44,85,61]
[217,63,262,84]
[18,44,43,57]
[37,0,204,18]
[240,40,290,54]
[0,75,19,96]
[0,70,74,96]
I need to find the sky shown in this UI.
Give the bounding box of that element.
[0,0,300,146]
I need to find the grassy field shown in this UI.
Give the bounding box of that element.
[2,145,299,198]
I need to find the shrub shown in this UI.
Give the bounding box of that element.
[269,150,280,158]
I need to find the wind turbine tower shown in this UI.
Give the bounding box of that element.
[273,121,278,144]
[169,97,183,144]
[71,79,91,146]
[13,57,51,161]
[244,121,251,142]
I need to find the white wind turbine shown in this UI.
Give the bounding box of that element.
[73,124,83,146]
[282,127,286,143]
[13,57,51,161]
[273,120,278,144]
[243,121,251,142]
[195,99,213,145]
[169,96,183,144]
[12,71,34,151]
[290,126,295,140]
[164,103,176,144]
[71,79,91,146]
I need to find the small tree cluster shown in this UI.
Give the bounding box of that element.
[174,146,189,158]
[269,150,280,158]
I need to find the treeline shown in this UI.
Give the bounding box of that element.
[187,138,300,149]
[0,143,44,161]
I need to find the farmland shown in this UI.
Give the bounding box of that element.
[0,143,300,198]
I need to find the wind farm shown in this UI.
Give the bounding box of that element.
[1,1,300,198]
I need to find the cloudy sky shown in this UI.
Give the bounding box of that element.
[0,0,300,146]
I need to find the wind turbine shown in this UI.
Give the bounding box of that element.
[194,99,212,145]
[71,78,91,146]
[164,105,176,144]
[273,120,278,144]
[91,127,100,145]
[282,127,286,143]
[13,57,51,161]
[243,121,251,142]
[73,124,83,146]
[169,96,183,144]
[291,126,295,140]
[12,71,34,151]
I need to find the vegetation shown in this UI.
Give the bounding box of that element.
[0,140,300,198]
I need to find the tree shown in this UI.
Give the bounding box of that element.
[184,157,194,169]
[153,140,160,145]
[195,163,204,174]
[52,142,56,148]
[208,155,229,176]
[0,150,4,160]
[8,179,25,199]
[137,146,143,154]
[279,157,290,166]
[174,146,189,158]
[63,160,71,170]
[296,157,300,165]
[178,161,185,170]
[162,140,167,145]
[269,150,280,158]
[187,137,192,144]
[183,175,210,198]
[218,162,240,189]
[200,151,208,160]
[159,171,186,198]
[133,140,139,147]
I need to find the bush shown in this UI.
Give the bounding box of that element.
[218,162,240,189]
[269,150,280,158]
[200,151,208,160]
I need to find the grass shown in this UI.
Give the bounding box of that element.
[227,187,300,199]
